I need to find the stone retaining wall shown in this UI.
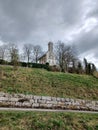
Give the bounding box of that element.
[0,92,98,111]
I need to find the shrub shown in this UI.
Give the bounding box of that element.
[0,59,8,65]
[19,62,27,67]
[49,65,60,72]
[32,63,50,71]
[93,71,98,79]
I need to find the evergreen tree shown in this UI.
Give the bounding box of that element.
[84,58,88,74]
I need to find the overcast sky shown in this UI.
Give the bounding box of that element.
[0,0,98,67]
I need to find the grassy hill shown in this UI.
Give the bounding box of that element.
[0,65,98,100]
[0,111,98,130]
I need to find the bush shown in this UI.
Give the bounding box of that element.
[0,59,8,65]
[49,65,60,72]
[19,62,27,67]
[32,63,50,71]
[93,71,98,79]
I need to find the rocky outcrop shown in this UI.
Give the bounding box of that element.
[0,92,98,111]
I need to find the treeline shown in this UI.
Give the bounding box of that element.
[0,43,43,65]
[0,41,97,75]
[55,41,97,75]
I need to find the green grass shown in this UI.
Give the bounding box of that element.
[0,111,98,130]
[0,65,98,100]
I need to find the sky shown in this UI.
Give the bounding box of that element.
[0,0,98,67]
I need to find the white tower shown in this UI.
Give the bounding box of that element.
[47,42,56,65]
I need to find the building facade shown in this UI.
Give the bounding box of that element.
[38,42,56,66]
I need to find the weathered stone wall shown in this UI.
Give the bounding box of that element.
[0,92,98,111]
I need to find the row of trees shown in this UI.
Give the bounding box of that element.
[55,41,78,72]
[55,41,97,74]
[0,43,43,67]
[0,41,97,74]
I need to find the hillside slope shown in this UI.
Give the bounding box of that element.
[0,65,98,100]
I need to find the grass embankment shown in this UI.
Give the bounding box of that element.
[0,65,98,100]
[0,111,98,130]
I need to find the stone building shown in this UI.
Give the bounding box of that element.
[38,42,56,66]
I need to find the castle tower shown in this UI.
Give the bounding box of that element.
[48,42,53,53]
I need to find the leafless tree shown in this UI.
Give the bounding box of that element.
[7,43,19,70]
[55,42,65,72]
[55,41,78,72]
[33,45,42,63]
[7,43,18,61]
[23,43,33,66]
[0,44,7,61]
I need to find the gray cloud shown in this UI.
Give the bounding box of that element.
[87,0,98,18]
[74,26,98,53]
[0,0,98,66]
[0,0,85,42]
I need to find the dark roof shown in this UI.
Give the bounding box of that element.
[38,52,47,60]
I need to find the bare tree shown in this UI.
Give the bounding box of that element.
[23,43,33,66]
[33,45,42,63]
[55,42,65,72]
[7,43,18,61]
[55,41,78,72]
[0,44,7,61]
[7,43,19,70]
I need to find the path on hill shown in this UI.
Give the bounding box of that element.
[0,107,98,114]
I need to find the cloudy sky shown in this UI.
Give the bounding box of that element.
[0,0,98,67]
